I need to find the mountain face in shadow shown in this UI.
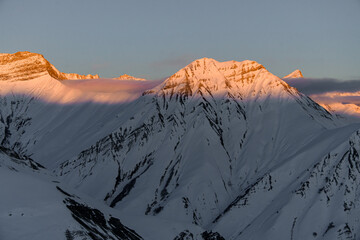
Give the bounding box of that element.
[1,52,360,239]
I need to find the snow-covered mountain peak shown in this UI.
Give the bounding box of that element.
[283,69,304,79]
[161,57,227,94]
[0,51,99,81]
[150,57,295,100]
[2,51,359,239]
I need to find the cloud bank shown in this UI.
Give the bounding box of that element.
[62,79,163,94]
[283,78,360,95]
[284,77,360,119]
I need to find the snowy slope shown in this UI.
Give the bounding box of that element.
[0,84,140,168]
[0,147,143,240]
[211,124,360,239]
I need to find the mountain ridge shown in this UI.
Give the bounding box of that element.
[114,74,146,81]
[0,51,100,81]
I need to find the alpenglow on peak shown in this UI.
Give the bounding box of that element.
[0,51,100,81]
[151,57,293,99]
[283,69,304,79]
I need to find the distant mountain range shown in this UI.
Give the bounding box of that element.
[114,74,146,81]
[1,51,360,240]
[0,51,100,81]
[0,51,146,81]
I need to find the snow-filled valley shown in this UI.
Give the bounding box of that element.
[1,51,360,240]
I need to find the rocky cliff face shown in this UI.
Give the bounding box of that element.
[114,74,146,81]
[283,69,304,79]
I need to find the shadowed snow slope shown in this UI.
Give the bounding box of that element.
[0,148,143,240]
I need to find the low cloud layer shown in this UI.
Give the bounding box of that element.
[62,79,163,94]
[283,78,360,95]
[312,95,360,105]
[284,77,360,118]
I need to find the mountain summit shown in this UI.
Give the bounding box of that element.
[148,57,298,103]
[283,69,304,79]
[156,58,265,94]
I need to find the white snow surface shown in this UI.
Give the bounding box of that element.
[2,54,360,239]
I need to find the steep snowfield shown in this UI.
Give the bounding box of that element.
[0,148,142,240]
[0,82,140,168]
[211,124,360,239]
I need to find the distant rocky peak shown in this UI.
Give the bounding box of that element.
[114,74,146,81]
[283,69,303,79]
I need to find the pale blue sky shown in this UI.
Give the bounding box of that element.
[1,0,359,80]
